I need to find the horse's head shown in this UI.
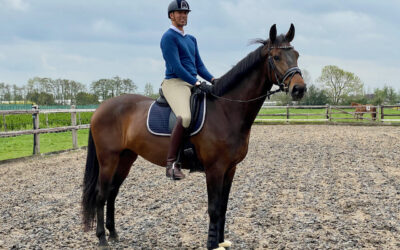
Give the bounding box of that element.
[262,24,307,101]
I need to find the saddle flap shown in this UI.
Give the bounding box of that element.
[147,94,207,137]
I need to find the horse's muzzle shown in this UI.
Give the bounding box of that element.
[290,83,307,101]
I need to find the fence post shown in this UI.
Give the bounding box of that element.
[71,105,78,149]
[380,105,384,123]
[325,104,329,121]
[286,104,290,123]
[2,114,6,132]
[32,105,40,155]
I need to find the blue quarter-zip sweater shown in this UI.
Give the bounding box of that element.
[160,28,213,85]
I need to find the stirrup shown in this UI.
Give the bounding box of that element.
[169,162,184,180]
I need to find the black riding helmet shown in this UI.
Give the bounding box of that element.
[168,0,191,19]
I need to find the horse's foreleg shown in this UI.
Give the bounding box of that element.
[205,168,225,250]
[106,151,137,242]
[96,152,120,248]
[218,166,236,248]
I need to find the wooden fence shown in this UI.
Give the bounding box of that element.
[255,104,400,124]
[1,104,399,156]
[0,105,95,155]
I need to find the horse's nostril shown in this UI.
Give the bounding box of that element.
[292,85,302,94]
[291,84,305,99]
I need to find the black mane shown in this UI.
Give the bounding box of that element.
[213,45,264,96]
[213,34,289,96]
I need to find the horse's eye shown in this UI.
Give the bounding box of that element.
[273,56,280,61]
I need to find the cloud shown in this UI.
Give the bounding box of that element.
[301,54,400,90]
[1,0,29,11]
[0,0,399,92]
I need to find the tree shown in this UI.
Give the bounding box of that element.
[76,92,99,105]
[144,82,154,96]
[26,92,55,105]
[143,82,159,99]
[66,80,86,105]
[371,86,399,105]
[0,82,11,103]
[121,78,137,94]
[0,82,5,101]
[12,84,24,103]
[91,77,137,102]
[91,79,111,101]
[317,65,364,105]
[299,84,329,105]
[384,86,399,104]
[270,92,292,105]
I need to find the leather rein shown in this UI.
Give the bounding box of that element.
[210,45,303,103]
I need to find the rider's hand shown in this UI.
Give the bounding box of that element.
[211,78,219,85]
[199,81,214,94]
[195,81,201,86]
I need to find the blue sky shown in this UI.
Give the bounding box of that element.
[1,0,399,93]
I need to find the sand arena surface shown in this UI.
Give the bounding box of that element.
[0,125,399,249]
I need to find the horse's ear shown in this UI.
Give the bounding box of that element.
[285,23,295,42]
[269,24,277,44]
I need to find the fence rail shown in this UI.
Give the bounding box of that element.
[256,104,400,124]
[0,105,96,155]
[1,103,400,158]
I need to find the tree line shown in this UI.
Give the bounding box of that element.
[0,76,157,105]
[271,65,400,106]
[0,65,399,106]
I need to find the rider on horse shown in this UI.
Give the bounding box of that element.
[161,0,216,180]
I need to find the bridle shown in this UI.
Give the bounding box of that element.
[267,45,302,93]
[209,44,303,103]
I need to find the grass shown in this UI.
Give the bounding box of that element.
[1,107,399,161]
[0,129,89,161]
[256,107,400,123]
[0,112,93,132]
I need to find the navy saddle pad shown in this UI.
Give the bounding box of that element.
[147,95,206,136]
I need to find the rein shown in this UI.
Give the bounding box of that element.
[210,88,282,103]
[211,45,302,103]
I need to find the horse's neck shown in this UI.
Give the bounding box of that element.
[219,61,270,131]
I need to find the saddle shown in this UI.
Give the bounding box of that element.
[147,87,206,136]
[146,86,206,172]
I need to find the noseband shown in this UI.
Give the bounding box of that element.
[267,45,302,92]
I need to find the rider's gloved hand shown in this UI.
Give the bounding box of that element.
[211,78,219,85]
[199,81,214,94]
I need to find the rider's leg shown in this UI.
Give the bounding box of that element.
[162,78,193,127]
[165,116,185,179]
[161,78,193,179]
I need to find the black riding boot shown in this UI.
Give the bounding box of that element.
[166,116,186,180]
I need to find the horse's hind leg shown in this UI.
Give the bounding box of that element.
[96,151,120,248]
[106,150,137,242]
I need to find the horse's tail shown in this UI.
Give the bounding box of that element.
[81,128,99,231]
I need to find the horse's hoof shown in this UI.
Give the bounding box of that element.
[98,245,111,250]
[98,239,110,250]
[109,234,119,242]
[219,240,232,248]
[213,247,225,250]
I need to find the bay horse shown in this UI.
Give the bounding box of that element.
[82,24,306,249]
[351,102,377,121]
